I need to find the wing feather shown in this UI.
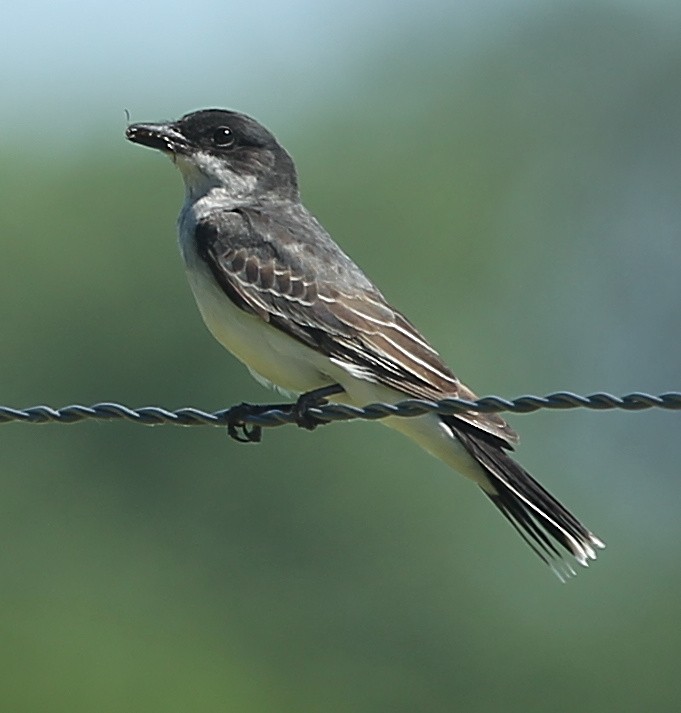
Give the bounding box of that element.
[195,207,518,446]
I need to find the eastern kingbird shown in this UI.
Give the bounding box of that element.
[126,109,604,578]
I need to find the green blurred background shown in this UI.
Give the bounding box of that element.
[2,1,681,711]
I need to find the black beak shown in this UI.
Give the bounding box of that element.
[125,122,188,154]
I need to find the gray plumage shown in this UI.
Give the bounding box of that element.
[126,108,604,578]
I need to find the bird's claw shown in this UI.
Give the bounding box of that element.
[224,386,339,440]
[225,403,263,444]
[293,396,328,431]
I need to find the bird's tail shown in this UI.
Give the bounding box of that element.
[447,419,605,581]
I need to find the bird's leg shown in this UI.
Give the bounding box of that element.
[293,383,345,431]
[224,384,344,443]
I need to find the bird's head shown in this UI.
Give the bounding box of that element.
[126,108,298,203]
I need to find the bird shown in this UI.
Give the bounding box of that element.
[126,108,604,579]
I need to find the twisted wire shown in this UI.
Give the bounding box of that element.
[0,391,679,429]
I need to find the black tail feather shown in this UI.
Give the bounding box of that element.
[448,419,604,579]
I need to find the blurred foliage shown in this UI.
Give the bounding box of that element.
[1,3,681,712]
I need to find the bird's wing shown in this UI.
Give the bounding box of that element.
[195,207,518,446]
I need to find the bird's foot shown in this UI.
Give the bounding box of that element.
[224,402,272,443]
[224,385,344,442]
[292,384,345,431]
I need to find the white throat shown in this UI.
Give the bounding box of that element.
[175,152,258,205]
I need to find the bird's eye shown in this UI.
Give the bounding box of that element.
[212,126,235,147]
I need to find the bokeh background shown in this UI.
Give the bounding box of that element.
[1,1,681,711]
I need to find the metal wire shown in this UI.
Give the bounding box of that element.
[0,391,679,429]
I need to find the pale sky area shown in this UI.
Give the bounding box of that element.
[3,0,680,147]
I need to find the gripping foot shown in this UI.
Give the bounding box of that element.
[224,384,345,443]
[292,384,344,431]
[225,402,268,443]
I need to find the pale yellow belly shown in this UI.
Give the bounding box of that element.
[184,257,486,486]
[186,261,338,394]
